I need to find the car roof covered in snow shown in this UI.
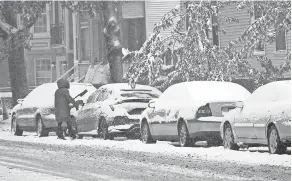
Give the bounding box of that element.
[246,80,291,103]
[162,81,251,104]
[22,82,96,108]
[99,83,162,94]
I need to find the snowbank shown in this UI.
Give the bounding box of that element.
[0,129,289,168]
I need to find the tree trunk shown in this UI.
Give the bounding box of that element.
[4,12,29,106]
[1,97,8,120]
[103,1,123,83]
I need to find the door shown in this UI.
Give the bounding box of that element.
[234,84,274,139]
[56,56,67,78]
[77,90,100,132]
[233,103,257,139]
[150,87,178,138]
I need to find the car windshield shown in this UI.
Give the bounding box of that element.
[120,91,160,99]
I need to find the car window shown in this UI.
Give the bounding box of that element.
[95,90,110,102]
[87,90,100,104]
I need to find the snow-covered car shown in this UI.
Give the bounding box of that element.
[11,82,96,137]
[220,80,291,154]
[140,81,251,147]
[74,83,162,139]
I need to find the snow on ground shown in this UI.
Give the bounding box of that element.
[0,165,77,181]
[0,119,290,168]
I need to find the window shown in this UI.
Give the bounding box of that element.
[275,15,286,51]
[212,13,219,46]
[87,90,100,103]
[34,8,47,33]
[96,91,109,102]
[35,58,51,85]
[81,27,90,60]
[121,18,146,51]
[50,2,65,45]
[253,4,265,53]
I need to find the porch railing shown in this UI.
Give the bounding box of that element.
[55,61,80,83]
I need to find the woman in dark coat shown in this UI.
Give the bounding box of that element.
[55,79,78,140]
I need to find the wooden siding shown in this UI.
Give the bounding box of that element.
[219,4,250,49]
[122,1,145,18]
[220,4,291,78]
[145,1,180,40]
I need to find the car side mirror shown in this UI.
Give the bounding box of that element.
[148,100,156,108]
[236,101,244,109]
[17,99,24,104]
[0,108,3,115]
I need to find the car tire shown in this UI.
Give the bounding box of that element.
[223,123,239,150]
[178,121,191,147]
[268,125,287,154]
[36,117,48,137]
[99,118,111,140]
[141,121,156,144]
[11,116,23,136]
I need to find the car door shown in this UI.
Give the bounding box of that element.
[150,86,177,138]
[94,90,111,123]
[77,90,100,132]
[253,85,277,140]
[234,84,274,139]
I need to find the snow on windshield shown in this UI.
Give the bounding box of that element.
[245,80,291,104]
[120,91,160,99]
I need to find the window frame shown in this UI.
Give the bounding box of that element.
[251,3,266,55]
[275,15,287,53]
[34,57,52,86]
[32,5,50,37]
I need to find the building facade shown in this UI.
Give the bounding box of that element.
[0,1,289,91]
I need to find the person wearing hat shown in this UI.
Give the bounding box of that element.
[55,79,79,140]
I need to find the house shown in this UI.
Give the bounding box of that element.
[219,2,291,78]
[1,1,289,91]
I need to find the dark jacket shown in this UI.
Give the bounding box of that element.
[54,79,77,122]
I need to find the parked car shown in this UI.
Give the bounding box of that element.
[140,81,251,147]
[220,80,291,154]
[73,83,162,139]
[11,82,96,137]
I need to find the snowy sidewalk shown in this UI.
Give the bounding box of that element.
[0,165,76,181]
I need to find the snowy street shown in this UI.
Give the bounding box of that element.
[0,119,290,181]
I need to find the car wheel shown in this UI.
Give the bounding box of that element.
[99,118,112,140]
[223,123,239,150]
[36,117,48,137]
[141,121,156,144]
[268,125,287,154]
[11,116,23,136]
[178,121,191,147]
